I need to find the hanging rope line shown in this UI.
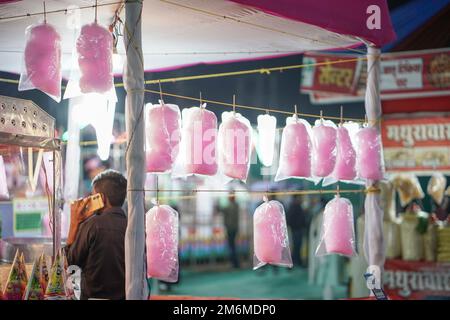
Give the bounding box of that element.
[143,88,368,123]
[132,188,367,194]
[158,0,366,55]
[140,50,328,56]
[130,188,370,202]
[0,56,376,125]
[0,49,361,56]
[0,56,369,88]
[117,56,368,86]
[0,77,20,84]
[0,0,133,21]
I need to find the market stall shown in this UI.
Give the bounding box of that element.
[299,47,450,299]
[380,113,450,299]
[120,0,395,300]
[0,95,63,298]
[0,0,398,300]
[0,95,62,261]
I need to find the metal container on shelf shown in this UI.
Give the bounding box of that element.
[0,238,54,263]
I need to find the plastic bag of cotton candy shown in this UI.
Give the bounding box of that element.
[145,102,181,174]
[322,122,359,186]
[315,195,357,257]
[355,126,384,181]
[218,111,253,183]
[311,119,337,184]
[275,115,312,181]
[146,204,179,283]
[0,155,9,200]
[253,198,293,270]
[172,104,218,178]
[64,23,116,101]
[19,23,62,102]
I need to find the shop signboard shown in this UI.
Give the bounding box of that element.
[381,116,450,174]
[301,48,450,104]
[301,54,362,95]
[384,259,450,300]
[12,197,48,237]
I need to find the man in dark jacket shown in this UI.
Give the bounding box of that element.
[66,169,127,300]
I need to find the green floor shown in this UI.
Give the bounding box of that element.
[156,266,348,300]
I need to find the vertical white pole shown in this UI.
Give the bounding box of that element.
[124,0,148,300]
[363,46,385,290]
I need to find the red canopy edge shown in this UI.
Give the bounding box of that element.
[229,0,397,47]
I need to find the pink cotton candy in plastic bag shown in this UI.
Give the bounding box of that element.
[42,213,52,237]
[356,126,383,180]
[145,103,181,173]
[42,211,67,239]
[315,196,356,257]
[253,200,292,269]
[312,120,337,178]
[333,126,356,181]
[174,105,218,177]
[218,112,252,182]
[275,116,311,181]
[76,23,113,94]
[146,205,179,282]
[0,155,9,200]
[19,23,61,102]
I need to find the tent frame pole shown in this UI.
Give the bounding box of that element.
[363,45,385,291]
[124,0,148,300]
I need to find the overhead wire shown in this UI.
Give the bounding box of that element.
[132,188,374,202]
[143,88,368,123]
[0,0,135,21]
[158,0,366,55]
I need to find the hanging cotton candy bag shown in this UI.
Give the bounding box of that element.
[315,195,357,257]
[172,104,218,178]
[311,119,337,184]
[322,122,360,186]
[275,115,312,181]
[0,155,9,200]
[146,204,179,283]
[19,22,62,102]
[218,111,253,183]
[253,198,293,269]
[355,125,384,181]
[64,22,116,102]
[145,101,181,174]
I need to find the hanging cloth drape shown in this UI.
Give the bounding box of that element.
[363,46,385,289]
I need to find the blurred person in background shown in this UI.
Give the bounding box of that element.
[82,155,109,195]
[216,191,240,269]
[286,194,308,267]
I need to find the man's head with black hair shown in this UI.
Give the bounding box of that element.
[92,169,127,208]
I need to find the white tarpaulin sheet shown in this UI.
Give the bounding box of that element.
[0,0,363,75]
